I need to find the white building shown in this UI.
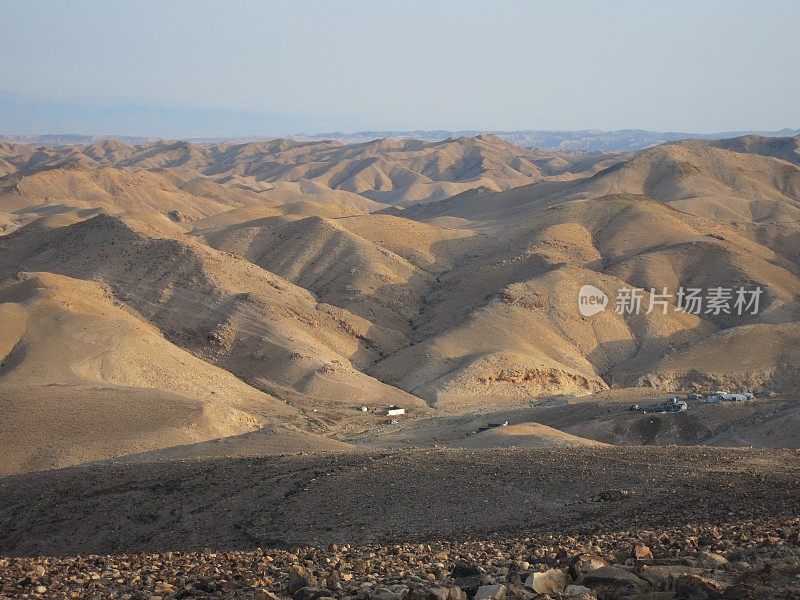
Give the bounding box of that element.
[386,405,405,416]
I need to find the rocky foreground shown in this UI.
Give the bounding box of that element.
[2,447,800,598]
[2,518,800,599]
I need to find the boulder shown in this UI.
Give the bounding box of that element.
[640,566,709,588]
[428,587,465,600]
[524,569,568,595]
[448,588,467,600]
[634,544,653,560]
[429,588,449,600]
[580,566,650,596]
[673,574,729,599]
[449,577,480,598]
[698,552,729,570]
[369,587,401,600]
[451,563,481,578]
[293,587,328,600]
[473,584,507,600]
[289,565,318,594]
[571,554,610,578]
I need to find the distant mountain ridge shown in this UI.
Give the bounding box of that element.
[294,128,800,151]
[4,128,799,152]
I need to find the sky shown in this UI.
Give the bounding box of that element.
[1,0,798,136]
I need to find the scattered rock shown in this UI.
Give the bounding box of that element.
[571,554,610,577]
[640,565,709,588]
[293,586,328,600]
[451,563,481,578]
[698,552,729,570]
[588,489,632,502]
[673,573,729,599]
[0,518,798,599]
[634,544,653,559]
[428,587,466,600]
[580,566,650,596]
[473,584,507,600]
[524,568,568,594]
[289,565,318,594]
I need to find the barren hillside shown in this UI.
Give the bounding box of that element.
[0,134,799,472]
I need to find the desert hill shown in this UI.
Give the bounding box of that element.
[704,134,800,165]
[0,271,299,475]
[0,166,262,218]
[0,213,424,412]
[372,193,797,404]
[398,135,800,226]
[451,422,608,448]
[1,134,800,472]
[0,135,622,210]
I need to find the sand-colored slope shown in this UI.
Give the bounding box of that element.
[0,212,24,235]
[112,424,356,463]
[369,193,798,405]
[185,201,369,233]
[252,180,388,213]
[0,213,425,412]
[582,143,800,222]
[534,197,800,325]
[407,193,799,330]
[334,213,489,272]
[399,138,800,229]
[453,422,608,448]
[198,214,432,332]
[369,264,715,409]
[634,322,800,392]
[0,166,259,225]
[705,134,800,166]
[0,271,299,474]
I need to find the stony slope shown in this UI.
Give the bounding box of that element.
[1,446,797,554]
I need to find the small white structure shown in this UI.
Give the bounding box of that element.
[386,405,405,416]
[360,405,368,412]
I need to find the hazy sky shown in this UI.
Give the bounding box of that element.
[2,0,798,134]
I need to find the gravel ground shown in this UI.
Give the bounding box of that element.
[1,446,800,598]
[1,518,799,598]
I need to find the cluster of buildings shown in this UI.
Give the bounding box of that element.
[629,390,756,415]
[703,391,755,403]
[359,404,406,425]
